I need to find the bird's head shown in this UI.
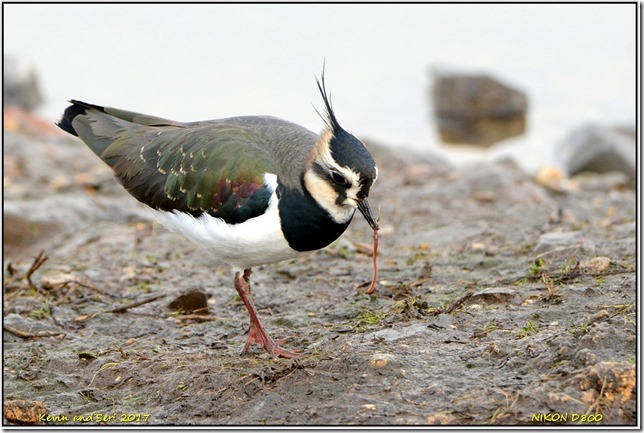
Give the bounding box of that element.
[303,73,379,231]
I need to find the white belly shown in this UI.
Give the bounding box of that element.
[151,175,308,270]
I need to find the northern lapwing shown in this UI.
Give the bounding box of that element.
[56,73,379,358]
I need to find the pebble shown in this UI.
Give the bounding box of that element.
[579,257,611,273]
[470,287,519,304]
[369,353,396,368]
[591,309,610,322]
[167,288,209,314]
[533,231,596,255]
[4,400,47,424]
[574,348,597,367]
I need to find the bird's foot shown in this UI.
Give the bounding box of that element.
[241,322,301,359]
[234,268,301,358]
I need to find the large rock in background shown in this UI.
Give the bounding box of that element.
[4,56,43,111]
[431,70,528,147]
[557,123,635,185]
[3,56,57,138]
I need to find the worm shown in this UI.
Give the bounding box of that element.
[365,228,378,294]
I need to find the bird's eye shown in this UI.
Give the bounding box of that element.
[331,171,348,186]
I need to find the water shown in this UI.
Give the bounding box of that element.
[4,3,637,173]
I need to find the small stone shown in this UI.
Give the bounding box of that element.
[574,348,597,367]
[369,353,396,368]
[579,257,611,273]
[533,246,581,272]
[535,166,579,193]
[167,287,209,314]
[470,287,519,304]
[533,231,596,257]
[471,242,486,250]
[591,309,610,322]
[4,400,47,424]
[536,166,564,183]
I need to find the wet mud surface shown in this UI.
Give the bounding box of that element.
[3,125,637,426]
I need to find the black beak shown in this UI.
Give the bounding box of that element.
[357,200,379,231]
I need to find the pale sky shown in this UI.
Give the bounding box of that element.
[4,3,637,172]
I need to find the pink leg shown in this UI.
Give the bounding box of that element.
[234,269,300,358]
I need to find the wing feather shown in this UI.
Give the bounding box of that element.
[60,101,276,224]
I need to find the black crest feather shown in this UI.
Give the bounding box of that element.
[315,64,342,132]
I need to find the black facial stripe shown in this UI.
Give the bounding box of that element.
[358,173,375,198]
[312,162,349,205]
[334,187,347,206]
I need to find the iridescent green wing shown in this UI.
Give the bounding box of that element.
[63,101,275,224]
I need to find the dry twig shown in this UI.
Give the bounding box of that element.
[73,293,166,323]
[433,291,474,316]
[24,250,48,291]
[4,251,48,301]
[106,293,166,314]
[174,313,217,322]
[3,325,63,339]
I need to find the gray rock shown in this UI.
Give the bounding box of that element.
[573,348,597,367]
[363,323,430,343]
[4,194,152,258]
[532,231,598,272]
[469,287,520,305]
[573,171,632,192]
[557,123,635,184]
[533,231,596,255]
[4,313,64,336]
[3,56,43,111]
[430,69,528,147]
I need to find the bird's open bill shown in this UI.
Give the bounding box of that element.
[357,200,379,231]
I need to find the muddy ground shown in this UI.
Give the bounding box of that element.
[3,112,637,426]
